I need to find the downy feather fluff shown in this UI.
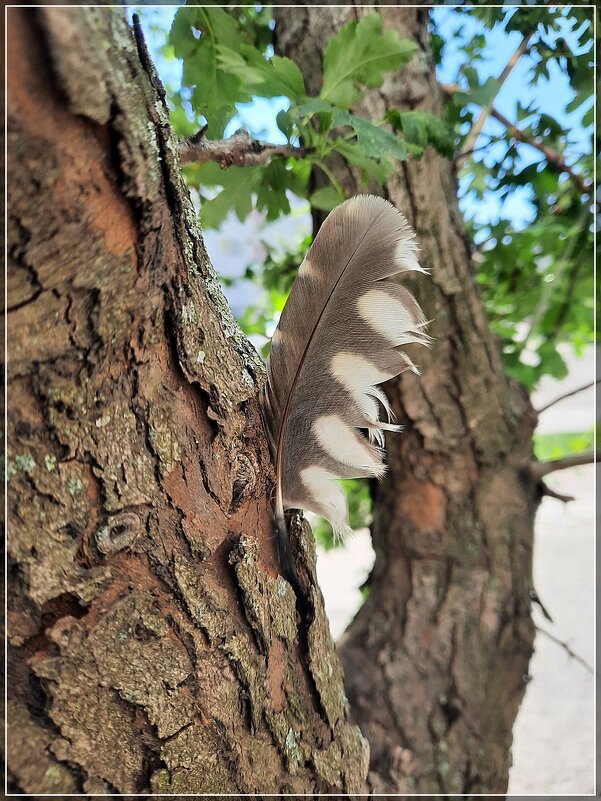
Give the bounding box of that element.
[261,194,429,541]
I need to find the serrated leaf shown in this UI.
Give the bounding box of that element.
[347,114,408,160]
[199,166,259,228]
[387,110,455,158]
[320,14,417,106]
[256,161,293,219]
[297,99,407,160]
[174,7,252,137]
[536,343,568,380]
[269,55,306,101]
[169,7,200,59]
[218,44,306,101]
[332,139,393,184]
[199,189,233,229]
[200,6,244,50]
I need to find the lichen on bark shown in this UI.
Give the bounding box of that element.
[7,6,367,795]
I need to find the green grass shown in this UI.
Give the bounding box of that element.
[533,429,595,461]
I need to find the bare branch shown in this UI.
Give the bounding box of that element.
[531,451,596,480]
[541,483,575,504]
[535,626,594,675]
[453,133,507,161]
[179,127,305,167]
[456,33,533,170]
[440,82,461,97]
[529,588,553,622]
[537,379,599,414]
[488,107,592,198]
[441,82,594,202]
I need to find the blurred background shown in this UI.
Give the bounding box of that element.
[135,4,595,793]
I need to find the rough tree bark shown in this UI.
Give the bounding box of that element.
[275,5,540,794]
[6,8,368,794]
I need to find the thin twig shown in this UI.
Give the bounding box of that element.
[441,83,594,202]
[456,32,533,170]
[529,588,553,622]
[541,483,575,504]
[179,127,305,167]
[488,106,592,198]
[531,451,595,479]
[535,625,594,675]
[453,133,508,161]
[537,379,599,414]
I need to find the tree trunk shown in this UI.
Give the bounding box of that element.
[7,8,368,794]
[275,5,540,794]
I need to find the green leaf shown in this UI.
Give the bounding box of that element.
[276,108,295,139]
[310,186,344,211]
[169,7,200,59]
[173,7,252,137]
[218,44,305,101]
[199,166,259,228]
[203,6,244,49]
[256,161,293,220]
[536,342,568,380]
[332,139,394,184]
[196,159,306,229]
[297,99,407,161]
[386,110,455,158]
[169,96,202,138]
[160,3,594,393]
[320,14,416,106]
[456,76,501,107]
[347,114,408,160]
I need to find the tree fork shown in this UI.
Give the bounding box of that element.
[7,7,368,794]
[275,5,541,794]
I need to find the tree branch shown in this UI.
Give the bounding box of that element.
[540,483,575,504]
[531,451,596,479]
[179,127,305,167]
[529,588,553,622]
[537,379,599,414]
[441,82,594,202]
[487,106,592,198]
[535,626,594,675]
[456,33,533,170]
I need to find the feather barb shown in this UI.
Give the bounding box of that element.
[261,194,429,543]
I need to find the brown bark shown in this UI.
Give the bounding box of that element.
[7,7,368,794]
[179,127,305,167]
[275,5,540,794]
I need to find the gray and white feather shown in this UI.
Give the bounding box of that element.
[261,194,429,541]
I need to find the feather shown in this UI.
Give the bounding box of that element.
[260,194,429,544]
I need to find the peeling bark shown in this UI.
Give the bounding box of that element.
[275,5,539,794]
[7,8,368,794]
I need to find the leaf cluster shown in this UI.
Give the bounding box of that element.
[168,7,453,223]
[435,5,594,387]
[148,3,595,540]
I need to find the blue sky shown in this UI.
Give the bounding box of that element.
[432,7,592,231]
[136,5,592,224]
[133,5,593,317]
